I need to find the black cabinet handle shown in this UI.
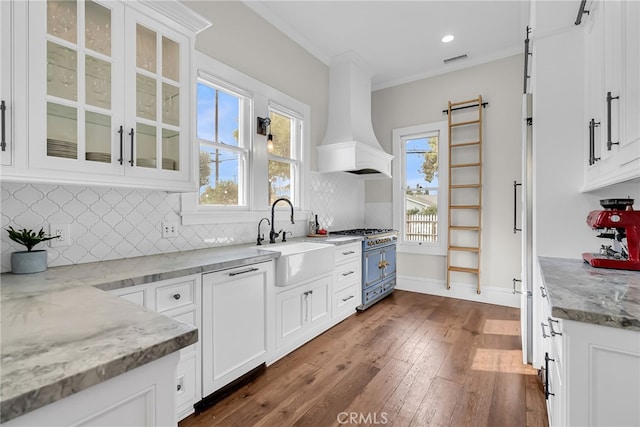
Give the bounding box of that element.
[228,267,258,277]
[588,118,601,165]
[342,295,355,302]
[342,271,355,277]
[117,126,124,165]
[342,251,355,255]
[177,384,182,391]
[544,352,555,399]
[128,128,134,166]
[173,294,181,300]
[1,100,6,152]
[513,181,522,233]
[606,91,620,151]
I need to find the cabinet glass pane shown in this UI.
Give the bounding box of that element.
[47,102,77,159]
[162,83,179,126]
[136,123,156,168]
[47,41,77,101]
[136,73,156,120]
[136,24,156,73]
[162,36,179,82]
[85,55,111,109]
[162,128,179,171]
[85,0,111,56]
[47,0,77,43]
[85,111,111,163]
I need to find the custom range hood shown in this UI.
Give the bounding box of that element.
[318,53,393,178]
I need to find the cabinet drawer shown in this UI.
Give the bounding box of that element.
[117,289,145,307]
[334,284,360,312]
[334,243,361,264]
[334,260,361,292]
[156,280,195,312]
[168,309,198,358]
[176,355,197,416]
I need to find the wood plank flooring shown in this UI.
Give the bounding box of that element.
[180,290,548,427]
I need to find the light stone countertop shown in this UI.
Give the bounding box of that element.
[538,257,640,330]
[0,237,361,423]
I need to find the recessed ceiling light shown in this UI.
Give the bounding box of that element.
[441,35,455,43]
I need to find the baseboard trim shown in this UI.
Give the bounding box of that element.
[396,275,520,308]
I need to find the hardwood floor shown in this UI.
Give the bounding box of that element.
[180,290,548,427]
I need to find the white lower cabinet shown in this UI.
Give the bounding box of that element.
[537,282,640,426]
[201,261,274,397]
[275,274,331,352]
[332,242,362,320]
[3,352,179,427]
[110,274,201,422]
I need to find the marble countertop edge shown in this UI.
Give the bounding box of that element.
[0,327,198,423]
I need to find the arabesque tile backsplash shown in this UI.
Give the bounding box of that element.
[1,172,364,272]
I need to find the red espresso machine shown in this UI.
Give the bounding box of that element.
[582,198,640,271]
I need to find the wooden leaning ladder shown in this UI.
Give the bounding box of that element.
[446,96,483,294]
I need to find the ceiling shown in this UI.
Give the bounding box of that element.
[244,1,530,90]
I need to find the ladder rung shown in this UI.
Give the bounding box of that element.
[450,226,480,231]
[450,141,481,148]
[449,245,480,252]
[448,266,479,274]
[450,119,481,127]
[450,162,481,169]
[450,98,482,107]
[451,184,481,189]
[450,205,480,209]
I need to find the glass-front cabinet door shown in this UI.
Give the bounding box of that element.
[124,11,189,182]
[27,0,192,187]
[29,0,124,174]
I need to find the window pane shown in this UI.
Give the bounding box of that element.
[269,160,291,204]
[196,83,240,147]
[269,111,291,158]
[200,145,240,206]
[404,136,438,242]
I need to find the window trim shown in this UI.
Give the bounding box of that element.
[392,121,448,256]
[181,51,311,225]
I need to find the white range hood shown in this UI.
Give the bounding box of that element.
[318,52,393,178]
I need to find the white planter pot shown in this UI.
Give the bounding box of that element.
[11,250,48,274]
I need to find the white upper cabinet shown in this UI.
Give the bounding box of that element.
[2,0,210,192]
[0,1,13,166]
[583,0,640,191]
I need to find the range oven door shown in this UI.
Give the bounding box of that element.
[363,244,396,287]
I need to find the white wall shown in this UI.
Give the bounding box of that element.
[370,55,524,302]
[183,1,329,171]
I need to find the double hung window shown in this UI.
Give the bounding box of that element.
[268,106,302,205]
[392,121,448,255]
[196,76,251,207]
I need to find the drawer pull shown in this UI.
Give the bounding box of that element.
[541,322,550,338]
[342,295,355,302]
[173,294,181,300]
[228,267,259,277]
[548,318,562,336]
[342,250,355,255]
[540,286,547,298]
[177,384,182,391]
[342,271,355,277]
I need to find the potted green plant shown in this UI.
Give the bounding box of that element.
[6,226,57,274]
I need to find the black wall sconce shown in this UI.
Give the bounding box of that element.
[257,117,271,136]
